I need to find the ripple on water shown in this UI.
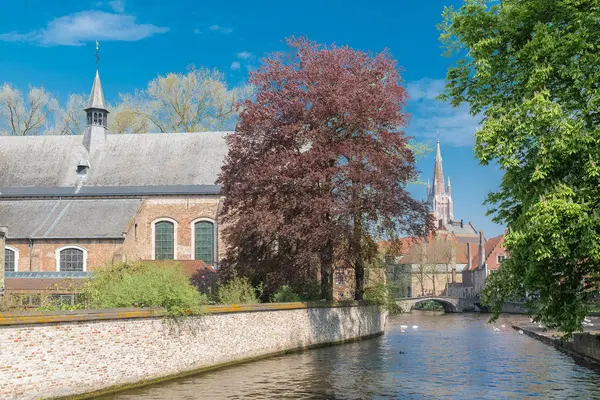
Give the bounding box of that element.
[101,314,600,400]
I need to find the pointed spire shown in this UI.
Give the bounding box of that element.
[447,176,452,196]
[85,70,107,111]
[426,178,431,197]
[433,140,445,195]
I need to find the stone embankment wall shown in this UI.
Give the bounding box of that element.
[514,325,600,366]
[0,303,386,400]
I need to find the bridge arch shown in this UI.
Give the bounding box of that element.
[410,298,457,313]
[396,296,463,313]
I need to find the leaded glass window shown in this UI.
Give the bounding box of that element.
[4,248,15,272]
[335,271,345,285]
[195,221,214,265]
[60,248,84,272]
[155,221,175,260]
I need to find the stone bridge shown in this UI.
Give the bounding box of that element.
[396,296,481,313]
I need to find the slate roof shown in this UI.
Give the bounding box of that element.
[85,70,107,111]
[0,199,141,239]
[0,131,229,197]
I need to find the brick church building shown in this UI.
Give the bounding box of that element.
[0,70,228,297]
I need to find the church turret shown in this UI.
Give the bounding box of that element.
[447,176,452,196]
[426,178,431,197]
[82,42,108,154]
[84,70,108,129]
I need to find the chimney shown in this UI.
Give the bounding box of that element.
[478,231,485,269]
[466,242,471,270]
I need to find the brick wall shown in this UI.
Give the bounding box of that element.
[5,196,224,273]
[121,196,224,263]
[0,305,386,399]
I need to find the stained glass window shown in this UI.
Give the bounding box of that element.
[4,248,15,272]
[59,248,84,272]
[155,221,175,260]
[335,271,345,285]
[195,221,214,265]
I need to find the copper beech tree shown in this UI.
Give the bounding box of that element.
[218,37,431,300]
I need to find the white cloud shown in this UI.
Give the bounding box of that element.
[230,61,241,70]
[406,78,480,147]
[108,0,125,13]
[237,51,253,60]
[209,24,233,34]
[0,10,168,46]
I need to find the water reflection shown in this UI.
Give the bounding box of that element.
[102,314,600,399]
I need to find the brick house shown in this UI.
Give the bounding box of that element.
[0,70,226,296]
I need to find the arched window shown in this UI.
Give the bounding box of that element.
[4,246,18,272]
[193,220,215,265]
[56,246,87,272]
[153,219,177,260]
[87,113,92,125]
[98,113,103,126]
[93,112,98,124]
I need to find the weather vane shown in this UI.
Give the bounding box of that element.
[436,131,440,142]
[95,41,100,67]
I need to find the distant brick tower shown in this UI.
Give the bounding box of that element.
[426,140,454,225]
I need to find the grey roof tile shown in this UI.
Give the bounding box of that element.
[0,199,141,238]
[0,131,229,196]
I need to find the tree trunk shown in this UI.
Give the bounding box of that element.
[320,239,333,301]
[354,213,365,301]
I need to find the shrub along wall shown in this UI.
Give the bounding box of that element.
[0,303,386,400]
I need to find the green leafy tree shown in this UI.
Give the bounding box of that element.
[439,0,600,335]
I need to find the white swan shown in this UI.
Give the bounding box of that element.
[493,326,500,332]
[400,325,408,329]
[501,324,506,328]
[412,325,419,330]
[518,330,524,335]
[400,328,406,333]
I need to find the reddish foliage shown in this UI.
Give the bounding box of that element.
[218,37,431,300]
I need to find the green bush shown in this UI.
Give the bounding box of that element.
[364,283,402,314]
[217,275,262,304]
[297,281,323,302]
[270,285,301,303]
[81,262,207,315]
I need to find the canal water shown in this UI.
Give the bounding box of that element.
[103,314,600,399]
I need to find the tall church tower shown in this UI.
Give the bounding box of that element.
[427,140,454,225]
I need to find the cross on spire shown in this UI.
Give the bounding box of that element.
[95,41,100,68]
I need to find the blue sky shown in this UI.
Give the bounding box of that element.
[0,0,505,237]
